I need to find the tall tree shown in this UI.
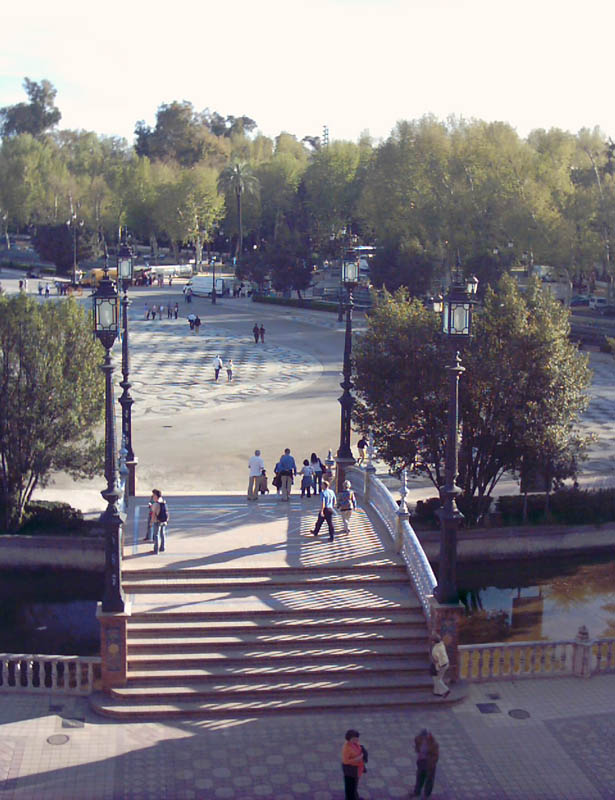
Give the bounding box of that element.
[0,78,61,139]
[0,295,103,531]
[217,161,259,260]
[353,276,591,523]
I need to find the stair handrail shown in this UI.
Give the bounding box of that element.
[347,465,437,621]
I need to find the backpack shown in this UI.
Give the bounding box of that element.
[157,501,168,523]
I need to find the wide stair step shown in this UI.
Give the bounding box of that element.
[91,688,450,718]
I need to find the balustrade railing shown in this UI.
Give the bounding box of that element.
[347,465,437,622]
[459,636,615,682]
[0,654,101,695]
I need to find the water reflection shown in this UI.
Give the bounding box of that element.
[457,553,615,644]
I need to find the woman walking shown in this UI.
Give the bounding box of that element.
[226,359,234,382]
[310,453,324,495]
[337,480,357,534]
[341,729,365,800]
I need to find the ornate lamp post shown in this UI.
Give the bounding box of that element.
[432,273,479,605]
[117,236,137,496]
[66,211,84,285]
[335,259,360,492]
[93,266,125,613]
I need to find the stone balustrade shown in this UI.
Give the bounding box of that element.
[459,633,615,682]
[0,654,101,695]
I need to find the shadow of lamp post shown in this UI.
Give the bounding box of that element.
[335,258,360,492]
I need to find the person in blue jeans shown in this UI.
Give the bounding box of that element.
[310,480,337,541]
[277,448,297,501]
[150,489,169,554]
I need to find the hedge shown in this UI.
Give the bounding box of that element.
[252,294,339,312]
[2,500,100,536]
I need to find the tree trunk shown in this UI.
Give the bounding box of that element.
[236,190,242,261]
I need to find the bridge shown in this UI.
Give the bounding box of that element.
[91,466,455,718]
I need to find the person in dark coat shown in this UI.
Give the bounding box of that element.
[253,323,260,344]
[412,729,439,798]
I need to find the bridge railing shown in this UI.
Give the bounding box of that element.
[347,464,437,622]
[459,633,615,682]
[0,654,101,695]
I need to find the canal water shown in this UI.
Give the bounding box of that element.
[457,551,615,644]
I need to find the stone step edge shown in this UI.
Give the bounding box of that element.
[128,606,424,620]
[123,566,408,577]
[90,690,461,719]
[126,623,425,637]
[127,635,426,648]
[125,663,429,680]
[112,680,432,699]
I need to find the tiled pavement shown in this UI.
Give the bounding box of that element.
[1,676,615,798]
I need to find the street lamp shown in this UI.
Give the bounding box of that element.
[66,212,84,285]
[433,272,478,605]
[335,258,360,491]
[117,235,137,496]
[92,266,125,613]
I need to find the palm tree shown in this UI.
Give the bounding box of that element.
[217,161,259,261]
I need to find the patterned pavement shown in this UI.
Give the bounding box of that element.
[119,317,320,418]
[579,352,615,485]
[1,677,615,798]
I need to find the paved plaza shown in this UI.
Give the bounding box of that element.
[1,675,615,798]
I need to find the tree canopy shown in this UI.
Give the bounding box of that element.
[352,276,592,522]
[0,78,61,139]
[0,295,104,531]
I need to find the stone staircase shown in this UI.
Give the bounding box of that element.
[91,564,437,718]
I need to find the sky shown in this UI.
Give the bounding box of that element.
[2,0,615,147]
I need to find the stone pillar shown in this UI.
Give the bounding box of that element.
[573,625,592,678]
[395,469,409,553]
[363,432,376,502]
[429,596,463,682]
[97,602,131,690]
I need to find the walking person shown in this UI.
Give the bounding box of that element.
[253,323,260,344]
[150,489,169,554]
[194,315,202,334]
[310,480,336,541]
[277,448,297,501]
[431,634,450,697]
[145,303,150,320]
[226,358,233,382]
[174,302,179,319]
[188,314,195,333]
[412,729,439,798]
[310,452,324,495]
[341,729,365,800]
[356,436,368,466]
[167,302,173,319]
[259,324,265,343]
[247,449,265,501]
[337,480,357,534]
[213,354,223,382]
[151,304,157,320]
[300,459,314,498]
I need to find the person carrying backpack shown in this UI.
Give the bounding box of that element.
[337,480,357,534]
[150,489,169,554]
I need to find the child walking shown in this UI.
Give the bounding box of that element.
[300,459,314,498]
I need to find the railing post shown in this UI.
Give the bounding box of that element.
[396,468,410,553]
[573,625,592,678]
[97,602,132,691]
[363,432,376,502]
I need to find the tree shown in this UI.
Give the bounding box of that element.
[32,223,96,273]
[0,295,104,531]
[352,276,591,523]
[217,161,259,260]
[0,78,61,139]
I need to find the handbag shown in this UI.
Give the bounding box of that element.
[429,662,437,676]
[341,764,358,778]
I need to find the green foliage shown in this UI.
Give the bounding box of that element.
[217,161,259,260]
[0,295,104,531]
[0,78,61,139]
[353,278,592,523]
[497,487,615,526]
[32,224,96,273]
[252,295,338,312]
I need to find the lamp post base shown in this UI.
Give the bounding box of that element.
[126,458,138,497]
[334,456,355,493]
[97,602,131,690]
[429,596,463,682]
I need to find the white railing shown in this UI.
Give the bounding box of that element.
[459,635,615,682]
[0,654,101,695]
[347,465,437,622]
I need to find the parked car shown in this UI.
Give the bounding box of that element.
[589,296,608,310]
[570,294,589,307]
[599,305,615,317]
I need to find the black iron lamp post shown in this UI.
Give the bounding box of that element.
[335,258,360,492]
[93,267,125,613]
[66,211,84,286]
[117,237,137,496]
[433,273,479,605]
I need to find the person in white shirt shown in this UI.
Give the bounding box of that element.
[213,355,223,382]
[248,449,265,500]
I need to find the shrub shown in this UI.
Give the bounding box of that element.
[13,500,95,536]
[252,295,338,313]
[496,487,615,526]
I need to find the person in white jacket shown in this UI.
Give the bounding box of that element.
[431,634,450,697]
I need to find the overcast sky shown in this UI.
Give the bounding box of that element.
[2,0,614,146]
